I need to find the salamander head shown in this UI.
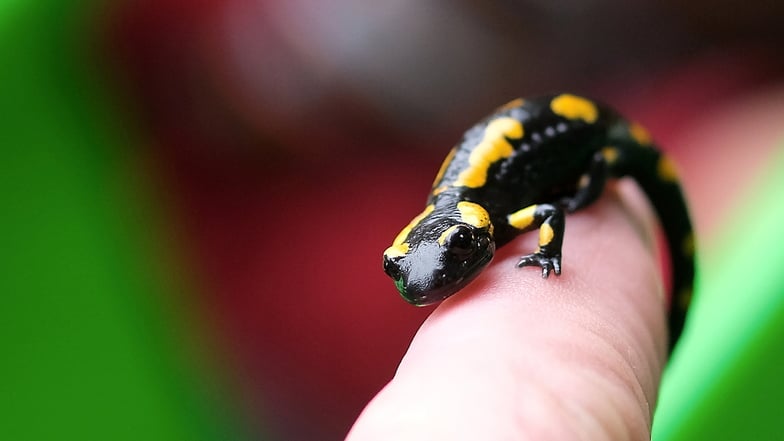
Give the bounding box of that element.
[382,201,495,306]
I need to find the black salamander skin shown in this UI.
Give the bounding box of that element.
[382,94,695,351]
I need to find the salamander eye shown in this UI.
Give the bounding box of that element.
[445,225,475,258]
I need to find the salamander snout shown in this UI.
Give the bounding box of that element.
[383,226,495,306]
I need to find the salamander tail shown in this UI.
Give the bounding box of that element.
[612,140,696,353]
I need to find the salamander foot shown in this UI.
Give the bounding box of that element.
[516,252,562,278]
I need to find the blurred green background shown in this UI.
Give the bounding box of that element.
[0,1,247,440]
[2,0,783,440]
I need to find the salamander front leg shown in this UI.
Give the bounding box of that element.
[560,149,608,213]
[506,203,565,278]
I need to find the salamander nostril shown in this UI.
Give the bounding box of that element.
[383,256,401,279]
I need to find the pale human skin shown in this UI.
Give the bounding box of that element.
[348,182,668,441]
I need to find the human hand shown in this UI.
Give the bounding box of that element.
[348,182,668,440]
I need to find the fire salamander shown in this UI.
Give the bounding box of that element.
[383,93,695,351]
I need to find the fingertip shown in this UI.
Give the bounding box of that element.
[350,187,668,440]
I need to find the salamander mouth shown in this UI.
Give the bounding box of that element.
[401,289,454,307]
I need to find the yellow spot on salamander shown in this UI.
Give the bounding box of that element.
[453,117,523,188]
[629,122,652,146]
[601,146,619,165]
[539,223,554,247]
[507,204,537,230]
[432,185,448,196]
[495,97,525,112]
[391,204,435,246]
[457,201,491,229]
[682,232,695,257]
[433,147,457,187]
[383,243,409,258]
[550,94,598,124]
[437,225,460,246]
[657,155,679,182]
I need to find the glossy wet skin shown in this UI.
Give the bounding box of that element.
[382,94,695,350]
[383,220,495,305]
